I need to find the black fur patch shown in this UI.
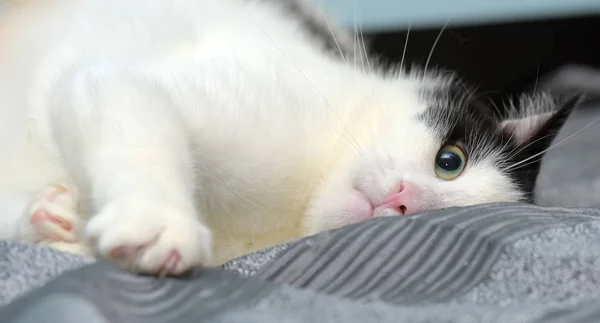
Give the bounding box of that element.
[419,81,581,200]
[419,81,504,163]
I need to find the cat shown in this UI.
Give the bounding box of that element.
[0,0,580,275]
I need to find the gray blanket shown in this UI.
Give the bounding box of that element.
[2,203,600,323]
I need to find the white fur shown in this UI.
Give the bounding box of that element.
[0,0,524,271]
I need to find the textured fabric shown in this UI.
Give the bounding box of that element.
[0,240,95,306]
[2,203,600,323]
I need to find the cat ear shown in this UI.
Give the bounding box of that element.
[499,93,584,146]
[499,93,584,200]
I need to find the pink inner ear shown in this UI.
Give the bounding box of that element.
[500,111,554,145]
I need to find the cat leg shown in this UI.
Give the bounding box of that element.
[49,67,212,275]
[17,181,92,255]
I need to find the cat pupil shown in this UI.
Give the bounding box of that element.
[437,152,461,171]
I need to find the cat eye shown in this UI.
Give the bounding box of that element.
[434,145,467,180]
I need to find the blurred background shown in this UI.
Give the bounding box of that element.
[315,0,600,100]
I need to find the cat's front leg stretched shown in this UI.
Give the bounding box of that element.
[50,67,212,275]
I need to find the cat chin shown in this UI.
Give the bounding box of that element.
[345,189,376,223]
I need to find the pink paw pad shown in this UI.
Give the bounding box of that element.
[26,183,78,243]
[31,209,73,231]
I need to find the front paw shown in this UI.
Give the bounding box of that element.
[85,198,213,275]
[20,182,81,244]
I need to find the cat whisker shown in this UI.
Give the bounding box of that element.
[244,10,365,155]
[532,64,540,93]
[399,22,411,72]
[504,155,545,173]
[358,11,373,76]
[470,129,492,159]
[488,97,504,119]
[424,19,449,72]
[353,1,359,79]
[505,114,600,172]
[504,133,555,161]
[358,32,365,72]
[499,128,517,156]
[322,14,347,64]
[461,84,479,110]
[503,139,564,172]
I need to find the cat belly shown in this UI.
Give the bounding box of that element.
[192,136,325,264]
[200,173,312,264]
[203,180,310,264]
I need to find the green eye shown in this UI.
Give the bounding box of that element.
[435,145,467,180]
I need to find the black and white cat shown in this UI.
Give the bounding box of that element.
[0,0,579,274]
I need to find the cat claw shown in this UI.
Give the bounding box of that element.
[109,240,183,276]
[159,251,182,277]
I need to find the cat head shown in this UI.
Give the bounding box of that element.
[303,72,582,234]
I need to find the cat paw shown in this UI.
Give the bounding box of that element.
[21,183,81,244]
[85,198,213,276]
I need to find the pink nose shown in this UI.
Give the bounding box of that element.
[378,182,421,215]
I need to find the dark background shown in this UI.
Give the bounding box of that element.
[364,13,600,105]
